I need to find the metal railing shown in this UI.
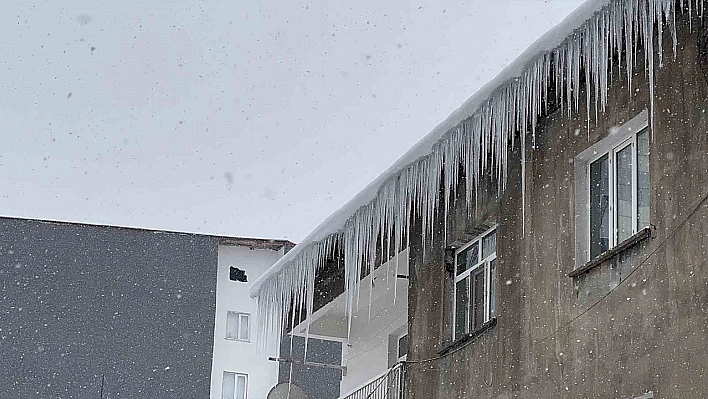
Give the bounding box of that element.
[341,362,406,399]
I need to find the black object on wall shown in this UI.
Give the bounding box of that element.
[229,266,248,282]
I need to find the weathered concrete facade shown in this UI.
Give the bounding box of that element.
[406,12,708,399]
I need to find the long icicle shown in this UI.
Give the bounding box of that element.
[254,0,682,352]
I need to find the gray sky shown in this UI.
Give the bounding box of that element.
[0,0,585,242]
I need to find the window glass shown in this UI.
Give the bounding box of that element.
[226,312,239,340]
[456,242,478,275]
[590,154,610,259]
[489,259,496,318]
[482,231,496,259]
[472,269,485,330]
[455,278,469,338]
[615,143,634,243]
[637,128,650,228]
[239,314,249,341]
[236,375,247,399]
[397,334,409,359]
[222,372,235,399]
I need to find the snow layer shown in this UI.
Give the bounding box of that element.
[250,0,695,347]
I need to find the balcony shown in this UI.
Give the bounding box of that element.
[340,362,406,399]
[291,249,409,342]
[288,249,409,399]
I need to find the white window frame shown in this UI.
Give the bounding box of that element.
[586,134,637,249]
[574,110,650,268]
[225,311,250,342]
[452,225,497,341]
[222,371,248,399]
[387,325,408,367]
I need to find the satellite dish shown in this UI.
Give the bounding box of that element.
[266,382,309,399]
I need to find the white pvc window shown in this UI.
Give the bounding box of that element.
[222,372,247,399]
[574,110,650,267]
[453,226,497,340]
[225,311,250,341]
[586,126,649,259]
[397,333,408,361]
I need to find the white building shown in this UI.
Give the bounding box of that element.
[210,237,294,399]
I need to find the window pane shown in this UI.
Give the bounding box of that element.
[222,372,235,399]
[456,242,478,275]
[489,260,496,318]
[236,375,247,399]
[455,277,469,338]
[472,270,485,330]
[637,128,650,228]
[482,230,496,259]
[226,312,238,339]
[397,334,408,359]
[239,314,249,341]
[616,143,634,243]
[590,154,610,258]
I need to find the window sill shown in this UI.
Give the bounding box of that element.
[224,337,251,343]
[568,227,652,278]
[437,317,496,356]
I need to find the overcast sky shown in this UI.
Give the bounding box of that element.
[0,0,585,242]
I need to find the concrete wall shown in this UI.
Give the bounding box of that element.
[0,217,218,398]
[210,244,284,399]
[406,13,708,399]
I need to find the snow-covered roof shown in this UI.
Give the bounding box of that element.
[250,0,612,297]
[250,0,685,344]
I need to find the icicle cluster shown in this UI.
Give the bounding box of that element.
[255,0,698,350]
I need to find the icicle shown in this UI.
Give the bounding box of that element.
[367,266,373,322]
[253,0,684,351]
[521,128,526,237]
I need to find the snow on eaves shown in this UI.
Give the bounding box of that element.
[249,0,611,298]
[250,0,691,348]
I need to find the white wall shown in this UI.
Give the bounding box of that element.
[338,250,408,397]
[210,244,284,399]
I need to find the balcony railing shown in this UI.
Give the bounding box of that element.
[341,362,406,399]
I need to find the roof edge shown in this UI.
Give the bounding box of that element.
[249,0,611,297]
[0,215,295,250]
